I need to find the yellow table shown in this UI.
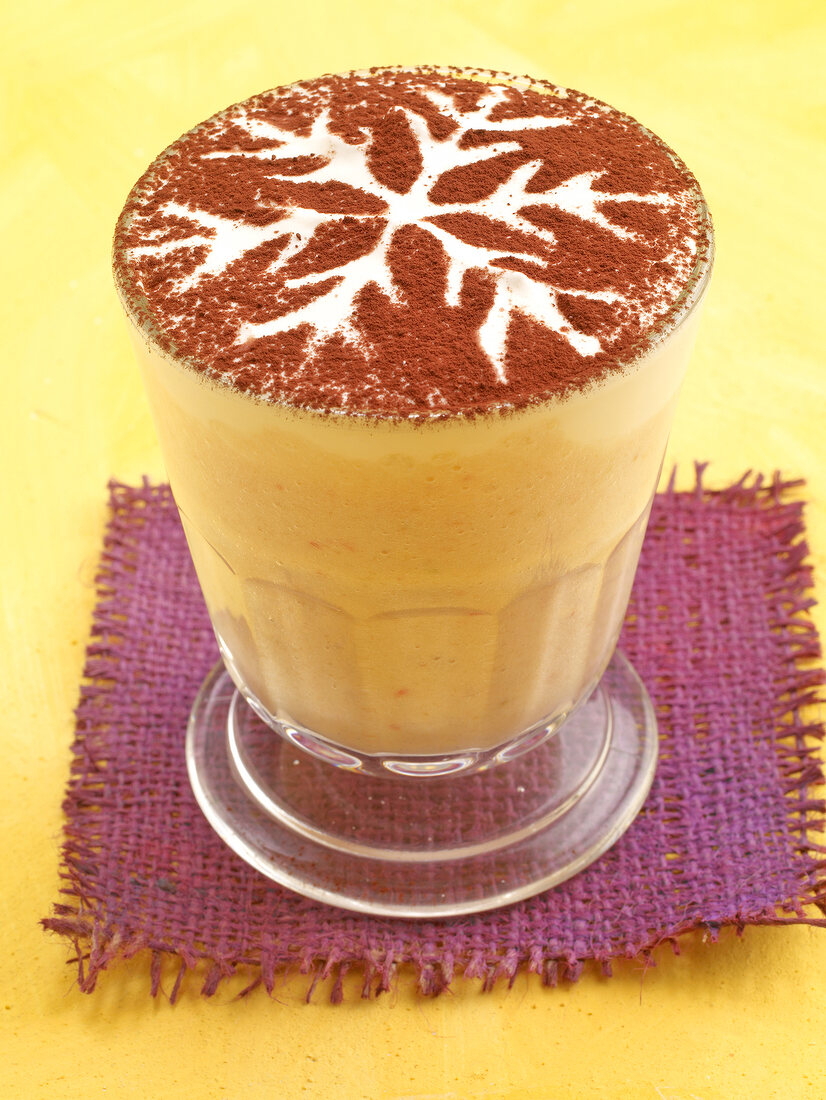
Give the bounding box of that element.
[3,1,824,1096]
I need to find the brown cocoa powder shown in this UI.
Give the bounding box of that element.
[114,66,712,418]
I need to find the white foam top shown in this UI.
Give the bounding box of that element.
[126,83,692,384]
[117,68,710,415]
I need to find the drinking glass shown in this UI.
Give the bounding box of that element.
[114,85,713,917]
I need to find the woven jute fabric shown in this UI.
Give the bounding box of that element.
[43,469,826,1000]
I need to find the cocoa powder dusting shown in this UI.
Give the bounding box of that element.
[114,65,712,418]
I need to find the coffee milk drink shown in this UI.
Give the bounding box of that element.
[114,67,712,760]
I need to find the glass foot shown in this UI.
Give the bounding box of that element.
[186,651,658,918]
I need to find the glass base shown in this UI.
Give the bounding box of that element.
[186,651,658,918]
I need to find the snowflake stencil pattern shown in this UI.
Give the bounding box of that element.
[129,84,686,386]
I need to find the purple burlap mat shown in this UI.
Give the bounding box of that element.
[44,468,826,1000]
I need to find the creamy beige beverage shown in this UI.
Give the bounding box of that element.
[114,67,712,759]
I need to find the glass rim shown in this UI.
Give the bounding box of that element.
[112,65,715,419]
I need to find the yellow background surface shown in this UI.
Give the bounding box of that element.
[2,0,825,1096]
